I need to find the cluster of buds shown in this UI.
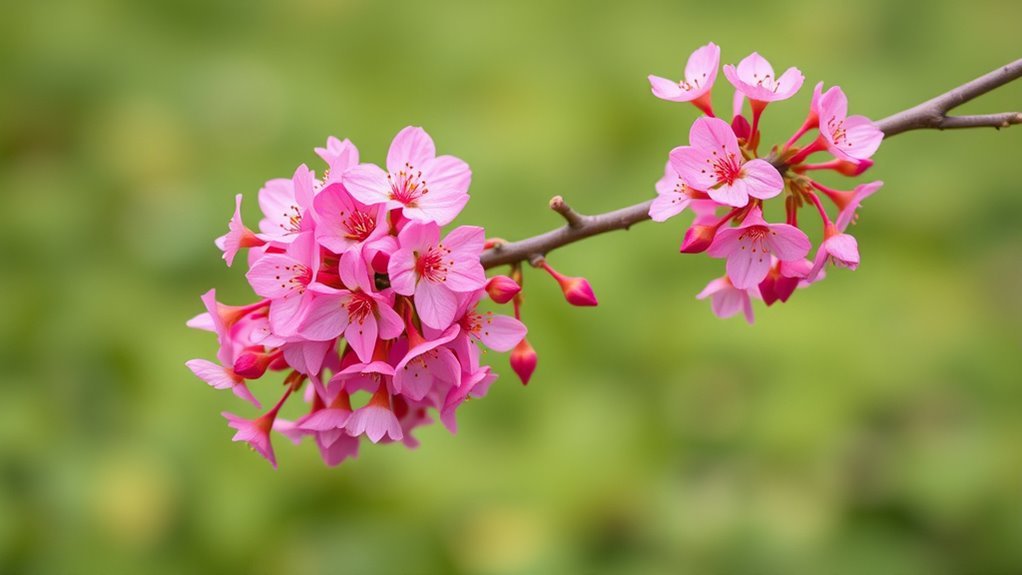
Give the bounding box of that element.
[186,127,581,468]
[649,42,884,322]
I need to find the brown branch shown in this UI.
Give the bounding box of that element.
[480,58,1022,270]
[875,58,1022,136]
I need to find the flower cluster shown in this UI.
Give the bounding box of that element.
[187,127,533,468]
[649,42,884,323]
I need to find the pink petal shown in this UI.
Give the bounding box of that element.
[726,249,772,290]
[740,159,784,200]
[765,223,812,261]
[648,74,685,100]
[186,359,237,390]
[315,136,359,179]
[825,233,860,269]
[837,115,883,161]
[477,314,527,352]
[343,164,394,207]
[318,434,359,467]
[344,314,379,364]
[736,52,775,85]
[347,406,403,443]
[375,299,405,340]
[685,42,720,87]
[689,116,741,159]
[706,227,743,258]
[836,181,883,232]
[246,254,300,299]
[387,248,417,296]
[299,292,349,341]
[707,180,750,207]
[669,146,716,191]
[421,155,471,200]
[387,126,436,174]
[774,67,805,99]
[414,280,459,330]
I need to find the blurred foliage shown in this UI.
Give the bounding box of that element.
[1,0,1021,573]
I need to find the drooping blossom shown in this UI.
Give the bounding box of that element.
[696,276,758,324]
[346,385,404,443]
[216,194,264,267]
[706,207,811,289]
[387,222,486,329]
[648,42,720,115]
[344,126,470,226]
[670,117,783,207]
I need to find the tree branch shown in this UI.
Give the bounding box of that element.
[480,58,1022,270]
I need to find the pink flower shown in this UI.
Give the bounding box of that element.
[299,250,403,362]
[221,387,293,469]
[723,52,804,103]
[246,231,320,336]
[257,164,317,245]
[315,136,359,184]
[346,385,404,443]
[186,359,261,408]
[807,224,860,281]
[670,117,783,207]
[648,42,720,115]
[834,181,883,232]
[387,222,486,329]
[393,324,461,401]
[312,183,389,255]
[649,161,706,222]
[818,87,883,161]
[696,276,758,324]
[344,126,470,226]
[215,194,264,267]
[758,257,812,306]
[707,207,811,289]
[298,390,353,449]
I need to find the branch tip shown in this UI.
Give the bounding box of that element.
[549,195,585,228]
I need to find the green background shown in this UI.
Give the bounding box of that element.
[2,1,1021,573]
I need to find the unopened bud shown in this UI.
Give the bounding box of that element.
[538,261,598,307]
[680,224,717,254]
[234,351,273,379]
[510,338,537,386]
[485,275,521,304]
[835,158,874,177]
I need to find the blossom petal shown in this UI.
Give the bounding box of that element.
[741,159,783,200]
[387,126,436,175]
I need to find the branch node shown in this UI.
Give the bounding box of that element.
[549,195,585,229]
[528,254,545,268]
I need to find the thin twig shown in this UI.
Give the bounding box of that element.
[549,195,586,228]
[480,58,1022,270]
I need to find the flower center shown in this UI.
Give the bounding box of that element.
[387,162,429,206]
[279,204,303,234]
[709,150,743,186]
[275,263,312,294]
[826,116,852,147]
[343,209,376,241]
[347,292,375,324]
[415,244,452,284]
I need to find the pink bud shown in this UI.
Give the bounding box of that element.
[538,261,598,307]
[731,114,751,140]
[485,275,521,304]
[835,158,874,177]
[510,338,537,385]
[680,224,718,254]
[234,351,274,379]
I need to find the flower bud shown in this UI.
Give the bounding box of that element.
[539,261,599,307]
[485,275,521,304]
[679,223,717,254]
[510,338,537,385]
[234,351,274,379]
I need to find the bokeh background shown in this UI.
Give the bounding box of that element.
[2,0,1021,573]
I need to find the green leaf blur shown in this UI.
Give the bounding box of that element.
[1,1,1020,573]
